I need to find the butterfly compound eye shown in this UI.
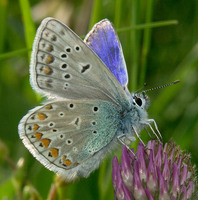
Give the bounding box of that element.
[134,96,142,107]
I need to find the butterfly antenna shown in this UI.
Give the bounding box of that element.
[141,80,180,93]
[134,83,147,94]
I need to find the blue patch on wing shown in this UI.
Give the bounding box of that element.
[84,19,128,87]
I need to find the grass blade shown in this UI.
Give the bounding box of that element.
[117,20,178,32]
[140,0,154,85]
[0,0,8,53]
[114,0,122,29]
[19,0,36,59]
[0,48,31,60]
[89,0,103,30]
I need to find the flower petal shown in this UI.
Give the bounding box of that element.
[171,163,180,198]
[133,160,147,200]
[136,142,147,183]
[121,146,133,190]
[147,150,158,194]
[157,166,170,200]
[162,153,170,185]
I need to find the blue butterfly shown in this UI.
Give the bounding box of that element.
[18,18,160,181]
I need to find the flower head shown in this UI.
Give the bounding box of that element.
[112,140,197,200]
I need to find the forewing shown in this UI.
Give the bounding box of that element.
[30,18,130,106]
[18,100,120,180]
[84,19,128,87]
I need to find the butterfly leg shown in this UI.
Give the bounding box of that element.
[117,134,137,158]
[144,127,153,139]
[147,119,162,140]
[142,121,161,142]
[132,126,146,146]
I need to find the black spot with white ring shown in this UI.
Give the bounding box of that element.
[75,46,80,51]
[66,139,73,145]
[66,48,71,53]
[91,121,97,126]
[60,134,64,139]
[58,112,64,117]
[69,103,74,109]
[64,73,71,79]
[61,63,67,70]
[48,122,55,128]
[61,53,67,58]
[93,106,99,112]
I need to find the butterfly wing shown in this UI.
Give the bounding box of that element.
[19,100,120,180]
[30,18,130,107]
[84,19,128,87]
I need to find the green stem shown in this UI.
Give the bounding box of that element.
[89,0,103,30]
[19,0,35,60]
[114,0,122,29]
[140,0,154,85]
[129,0,139,91]
[0,0,8,54]
[117,20,178,32]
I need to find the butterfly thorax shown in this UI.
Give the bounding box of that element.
[119,92,149,140]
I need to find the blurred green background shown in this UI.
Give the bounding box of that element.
[0,0,197,199]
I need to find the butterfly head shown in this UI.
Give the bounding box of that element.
[132,92,150,110]
[130,80,180,111]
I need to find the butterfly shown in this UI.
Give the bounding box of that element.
[18,18,160,181]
